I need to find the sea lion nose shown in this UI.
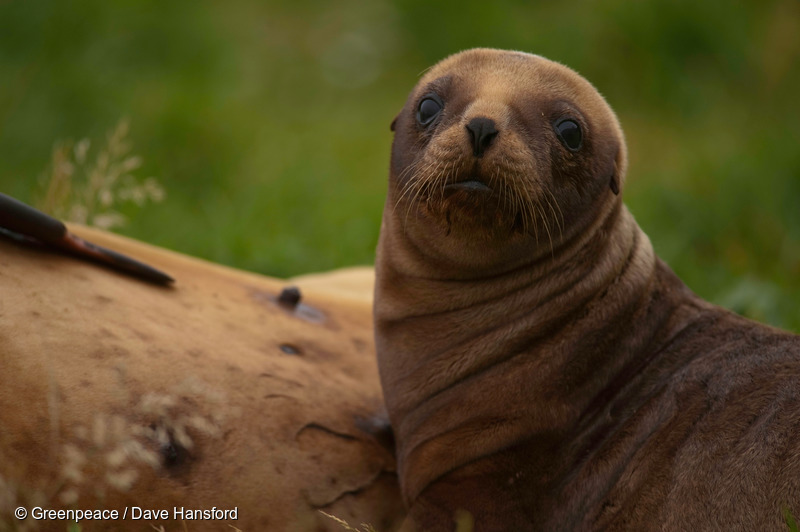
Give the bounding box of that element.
[465,117,498,158]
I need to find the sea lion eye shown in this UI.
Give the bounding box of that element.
[555,119,582,151]
[417,95,443,126]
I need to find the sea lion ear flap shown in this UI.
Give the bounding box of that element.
[610,173,620,195]
[390,114,398,132]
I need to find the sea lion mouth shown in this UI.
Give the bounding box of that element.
[443,179,492,193]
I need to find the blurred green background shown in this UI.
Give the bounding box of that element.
[1,0,799,330]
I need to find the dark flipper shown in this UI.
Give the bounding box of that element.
[0,192,174,285]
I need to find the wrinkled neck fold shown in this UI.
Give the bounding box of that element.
[374,199,662,504]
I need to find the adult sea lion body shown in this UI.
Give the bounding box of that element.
[373,48,800,530]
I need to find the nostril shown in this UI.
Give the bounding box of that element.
[465,117,498,157]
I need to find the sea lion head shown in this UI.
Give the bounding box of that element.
[385,48,627,275]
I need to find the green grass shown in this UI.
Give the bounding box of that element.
[1,0,799,331]
[786,506,800,532]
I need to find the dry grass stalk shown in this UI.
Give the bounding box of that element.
[37,119,165,230]
[319,510,379,532]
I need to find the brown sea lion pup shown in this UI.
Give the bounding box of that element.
[373,48,800,531]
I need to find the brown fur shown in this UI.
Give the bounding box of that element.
[374,48,800,531]
[0,225,403,531]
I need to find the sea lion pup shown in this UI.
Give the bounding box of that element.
[373,48,800,531]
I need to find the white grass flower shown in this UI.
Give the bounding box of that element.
[36,119,166,230]
[185,414,219,437]
[92,415,107,447]
[144,177,166,202]
[120,155,142,173]
[68,204,88,224]
[59,488,79,505]
[74,138,91,164]
[93,212,127,230]
[172,424,194,450]
[106,468,138,491]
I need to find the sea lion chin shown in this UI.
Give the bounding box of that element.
[375,48,800,531]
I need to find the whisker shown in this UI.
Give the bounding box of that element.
[536,202,555,258]
[392,160,424,212]
[544,187,564,239]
